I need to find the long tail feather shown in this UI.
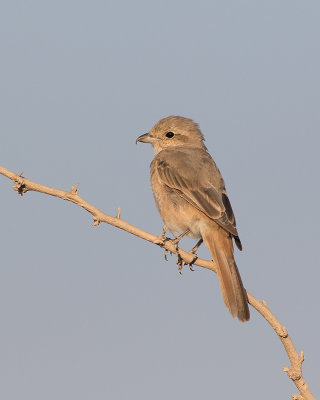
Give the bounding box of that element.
[202,228,250,322]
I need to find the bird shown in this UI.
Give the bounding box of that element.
[136,116,250,322]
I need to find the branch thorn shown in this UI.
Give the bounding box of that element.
[92,216,100,226]
[299,351,304,363]
[116,207,121,219]
[70,184,79,194]
[276,325,288,338]
[283,365,301,381]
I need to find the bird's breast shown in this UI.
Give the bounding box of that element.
[150,170,203,239]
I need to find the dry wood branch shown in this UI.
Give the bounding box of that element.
[0,166,315,400]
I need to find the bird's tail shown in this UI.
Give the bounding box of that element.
[202,228,250,322]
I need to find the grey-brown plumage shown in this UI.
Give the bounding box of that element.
[137,116,250,321]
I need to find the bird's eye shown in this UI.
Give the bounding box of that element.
[166,132,174,138]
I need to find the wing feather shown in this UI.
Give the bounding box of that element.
[153,147,241,241]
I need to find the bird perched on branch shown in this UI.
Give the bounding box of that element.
[136,116,249,322]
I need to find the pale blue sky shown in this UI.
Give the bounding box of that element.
[1,1,319,399]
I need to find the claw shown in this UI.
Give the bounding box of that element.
[188,253,198,271]
[177,256,186,274]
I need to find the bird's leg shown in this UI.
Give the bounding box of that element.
[188,238,203,271]
[154,225,168,246]
[171,229,190,274]
[172,229,190,247]
[190,238,203,254]
[154,225,170,260]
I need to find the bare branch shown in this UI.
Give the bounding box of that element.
[0,166,315,400]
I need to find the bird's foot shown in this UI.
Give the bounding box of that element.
[163,248,170,261]
[170,229,190,274]
[187,253,196,271]
[154,225,168,247]
[189,264,195,271]
[187,239,203,271]
[153,226,170,261]
[172,239,184,274]
[176,254,186,274]
[176,255,194,273]
[190,238,203,255]
[154,226,173,261]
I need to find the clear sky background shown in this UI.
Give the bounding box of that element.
[1,1,319,399]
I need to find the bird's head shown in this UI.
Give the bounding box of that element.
[136,116,205,154]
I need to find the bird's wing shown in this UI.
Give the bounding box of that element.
[153,148,241,241]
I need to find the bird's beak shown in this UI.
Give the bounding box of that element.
[136,132,159,144]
